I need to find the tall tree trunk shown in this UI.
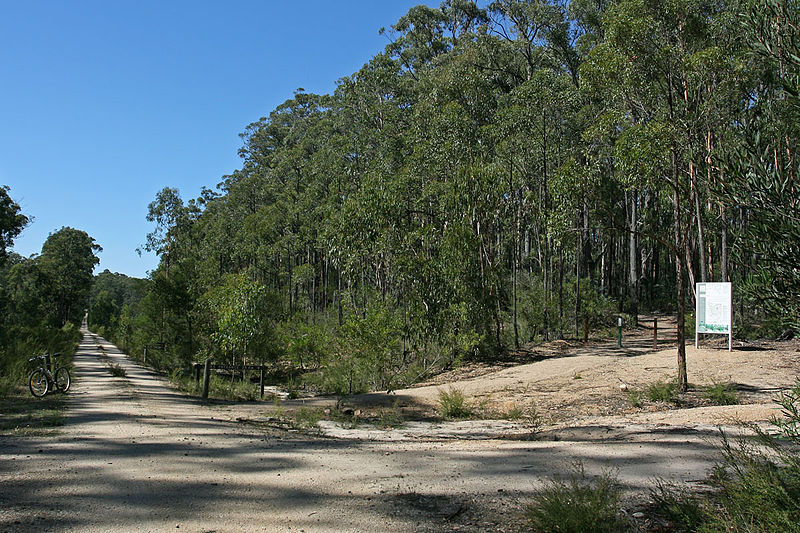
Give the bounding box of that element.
[692,165,708,283]
[575,210,581,338]
[513,233,519,349]
[721,203,729,282]
[684,230,697,306]
[672,149,688,392]
[510,150,520,349]
[628,189,639,326]
[558,247,564,339]
[337,268,343,327]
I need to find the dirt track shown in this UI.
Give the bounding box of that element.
[1,326,796,532]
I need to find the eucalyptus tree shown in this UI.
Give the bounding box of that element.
[39,227,101,326]
[203,273,281,371]
[582,0,739,390]
[0,186,28,265]
[723,0,800,333]
[494,67,582,343]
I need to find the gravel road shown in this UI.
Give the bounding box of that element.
[0,329,753,532]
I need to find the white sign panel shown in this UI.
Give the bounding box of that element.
[696,282,732,350]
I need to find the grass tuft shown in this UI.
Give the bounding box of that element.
[649,480,707,531]
[626,389,643,408]
[374,403,405,429]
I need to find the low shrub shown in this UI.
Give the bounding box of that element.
[650,379,800,532]
[702,382,739,406]
[503,404,526,420]
[646,380,679,403]
[108,363,127,377]
[294,407,323,429]
[437,387,473,419]
[374,404,405,429]
[649,481,706,532]
[525,463,625,533]
[627,389,643,408]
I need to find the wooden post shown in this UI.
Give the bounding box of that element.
[194,363,201,383]
[583,316,589,346]
[653,317,658,349]
[202,358,211,399]
[260,367,265,399]
[143,346,147,364]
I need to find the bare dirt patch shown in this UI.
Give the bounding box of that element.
[340,317,799,431]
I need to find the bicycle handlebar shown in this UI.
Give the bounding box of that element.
[28,352,61,362]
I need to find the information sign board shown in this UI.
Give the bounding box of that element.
[695,282,732,351]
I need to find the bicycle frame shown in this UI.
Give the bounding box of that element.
[28,352,70,397]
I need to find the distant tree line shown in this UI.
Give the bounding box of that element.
[92,0,798,394]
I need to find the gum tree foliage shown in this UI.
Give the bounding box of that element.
[8,227,101,328]
[120,0,793,393]
[39,227,102,326]
[0,186,28,265]
[203,274,281,366]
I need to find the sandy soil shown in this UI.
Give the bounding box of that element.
[367,317,799,426]
[1,321,798,532]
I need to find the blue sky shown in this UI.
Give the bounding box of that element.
[0,0,435,278]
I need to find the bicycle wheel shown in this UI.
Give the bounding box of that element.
[29,369,48,397]
[55,367,71,392]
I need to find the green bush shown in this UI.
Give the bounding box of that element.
[627,389,644,408]
[646,380,679,403]
[700,381,800,532]
[294,407,323,428]
[702,382,739,406]
[649,481,706,532]
[436,387,473,419]
[525,464,625,533]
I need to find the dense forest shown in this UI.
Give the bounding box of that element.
[81,0,797,395]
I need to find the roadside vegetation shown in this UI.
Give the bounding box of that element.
[527,380,800,532]
[437,388,475,420]
[107,363,127,378]
[0,187,96,431]
[0,394,67,436]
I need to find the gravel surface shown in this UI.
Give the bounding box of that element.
[1,325,797,532]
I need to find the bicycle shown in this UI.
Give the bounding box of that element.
[28,353,71,398]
